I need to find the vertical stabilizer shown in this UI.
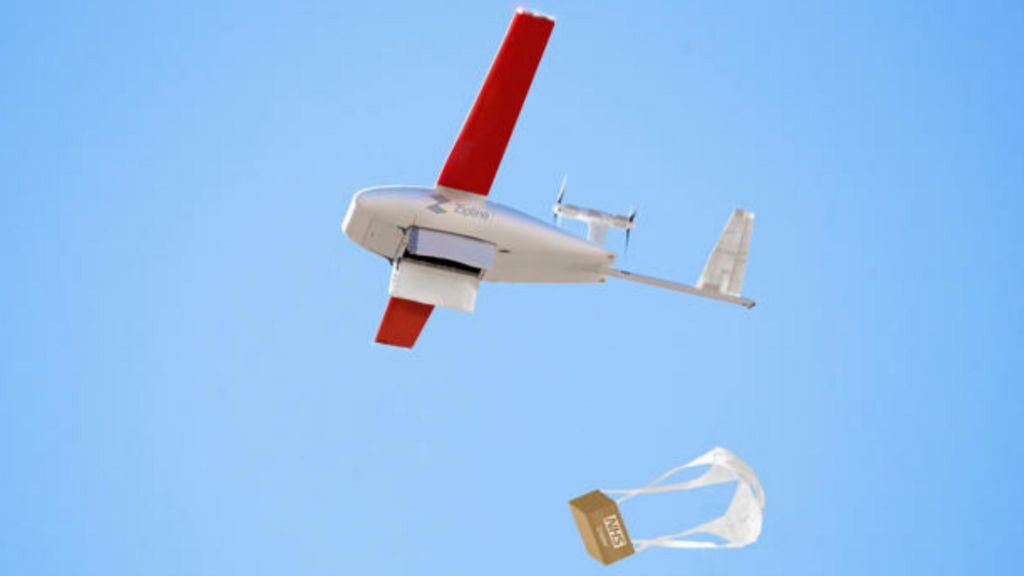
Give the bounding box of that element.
[697,210,754,298]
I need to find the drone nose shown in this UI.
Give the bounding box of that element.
[353,188,375,205]
[352,188,388,213]
[346,189,386,231]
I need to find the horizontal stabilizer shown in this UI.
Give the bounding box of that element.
[698,210,754,298]
[607,269,755,308]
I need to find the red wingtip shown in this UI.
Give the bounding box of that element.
[375,297,434,348]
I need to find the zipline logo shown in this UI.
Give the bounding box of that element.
[602,515,628,549]
[426,193,450,214]
[426,193,491,220]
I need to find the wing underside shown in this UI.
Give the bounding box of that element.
[375,297,433,348]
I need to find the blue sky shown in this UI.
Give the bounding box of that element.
[2,1,1022,574]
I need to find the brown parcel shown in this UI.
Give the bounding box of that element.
[569,490,635,565]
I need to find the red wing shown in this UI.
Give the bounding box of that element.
[436,9,554,197]
[375,297,434,348]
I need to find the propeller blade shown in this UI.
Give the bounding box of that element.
[624,207,636,254]
[553,175,567,225]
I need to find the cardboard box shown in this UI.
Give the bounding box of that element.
[569,490,635,565]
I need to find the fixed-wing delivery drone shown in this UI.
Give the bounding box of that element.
[343,8,755,348]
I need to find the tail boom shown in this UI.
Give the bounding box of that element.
[605,209,756,309]
[607,269,755,308]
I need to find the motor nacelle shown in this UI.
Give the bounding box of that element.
[553,201,636,246]
[551,177,637,247]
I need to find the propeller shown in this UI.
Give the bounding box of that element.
[553,175,567,224]
[624,206,638,253]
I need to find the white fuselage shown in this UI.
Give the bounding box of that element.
[343,186,616,283]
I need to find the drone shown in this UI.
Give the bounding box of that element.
[343,8,755,348]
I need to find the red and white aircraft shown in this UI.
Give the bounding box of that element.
[344,8,755,348]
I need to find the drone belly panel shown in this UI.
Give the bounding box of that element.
[360,219,405,259]
[482,206,615,283]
